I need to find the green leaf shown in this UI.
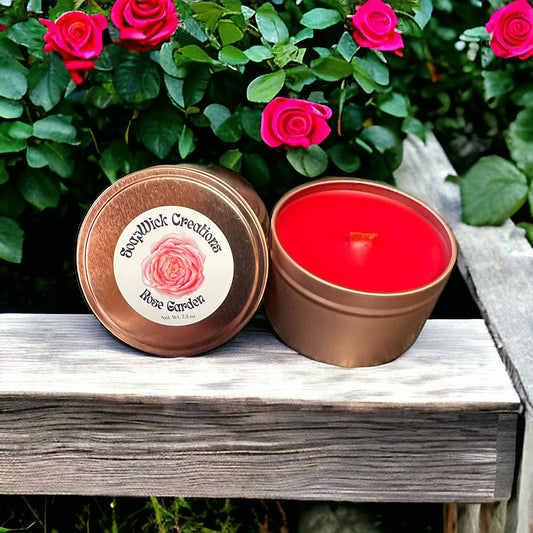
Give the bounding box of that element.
[247,70,285,103]
[178,125,195,159]
[33,115,77,144]
[412,0,433,30]
[113,50,161,105]
[361,125,399,153]
[9,121,32,139]
[352,53,389,93]
[376,92,410,117]
[217,114,242,143]
[48,0,75,19]
[5,19,46,58]
[26,144,48,168]
[136,104,183,159]
[204,103,242,142]
[243,152,270,186]
[482,69,514,107]
[286,145,328,177]
[271,41,305,68]
[360,125,403,176]
[0,96,23,119]
[0,47,28,100]
[219,148,243,172]
[218,19,244,45]
[244,45,273,62]
[241,4,255,20]
[154,42,186,77]
[311,56,352,81]
[219,45,249,65]
[165,74,185,108]
[99,140,138,183]
[285,65,316,92]
[300,8,342,30]
[256,3,289,44]
[327,144,361,173]
[178,44,216,64]
[402,116,427,142]
[0,122,27,153]
[17,168,61,210]
[511,83,533,107]
[84,86,118,109]
[180,16,209,42]
[191,1,228,31]
[293,27,314,44]
[93,48,113,71]
[517,222,533,247]
[313,47,331,58]
[506,107,533,178]
[28,53,71,112]
[26,142,74,178]
[183,63,210,107]
[204,103,231,132]
[337,31,359,62]
[0,216,24,263]
[460,26,490,42]
[339,102,363,136]
[240,106,262,141]
[460,156,529,226]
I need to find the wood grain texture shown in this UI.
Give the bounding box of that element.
[0,314,519,501]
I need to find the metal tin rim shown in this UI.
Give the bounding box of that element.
[269,177,457,305]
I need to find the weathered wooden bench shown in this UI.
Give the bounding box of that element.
[0,133,531,533]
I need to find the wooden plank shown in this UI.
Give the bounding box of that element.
[394,133,532,533]
[0,314,519,501]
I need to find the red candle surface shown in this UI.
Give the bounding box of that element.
[275,187,450,293]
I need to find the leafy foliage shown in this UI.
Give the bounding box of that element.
[0,0,429,269]
[396,0,533,234]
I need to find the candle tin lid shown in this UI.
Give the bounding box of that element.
[76,164,268,357]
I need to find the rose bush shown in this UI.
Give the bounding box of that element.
[0,0,433,310]
[348,0,403,52]
[39,11,108,83]
[110,0,179,52]
[261,98,332,148]
[141,234,206,297]
[397,0,533,247]
[417,0,533,243]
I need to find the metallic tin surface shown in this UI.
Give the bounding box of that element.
[76,165,268,357]
[264,178,457,368]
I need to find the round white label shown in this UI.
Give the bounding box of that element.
[113,206,234,326]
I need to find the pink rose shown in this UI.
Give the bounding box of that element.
[348,0,404,52]
[141,234,205,298]
[261,97,332,148]
[110,0,178,52]
[39,11,108,84]
[486,0,533,60]
[0,24,7,32]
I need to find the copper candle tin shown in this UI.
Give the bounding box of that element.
[76,165,268,357]
[264,178,457,368]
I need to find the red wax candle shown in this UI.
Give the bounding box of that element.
[275,187,449,293]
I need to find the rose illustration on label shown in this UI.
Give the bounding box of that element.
[141,233,206,297]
